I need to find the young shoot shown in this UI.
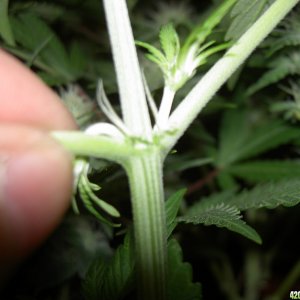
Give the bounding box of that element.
[136,0,235,129]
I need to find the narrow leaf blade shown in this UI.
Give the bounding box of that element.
[136,40,167,65]
[228,160,300,182]
[165,189,186,237]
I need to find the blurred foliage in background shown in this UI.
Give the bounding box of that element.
[1,0,300,299]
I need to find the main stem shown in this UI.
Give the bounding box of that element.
[102,0,152,140]
[101,1,168,297]
[124,149,167,300]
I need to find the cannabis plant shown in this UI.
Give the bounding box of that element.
[1,0,300,299]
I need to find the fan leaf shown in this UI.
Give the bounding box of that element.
[167,239,202,300]
[228,160,300,182]
[178,202,261,244]
[228,179,300,210]
[226,0,275,40]
[83,232,135,300]
[216,109,300,167]
[10,13,74,82]
[247,51,300,95]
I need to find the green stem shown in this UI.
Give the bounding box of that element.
[102,0,152,140]
[51,131,134,163]
[124,149,167,300]
[162,0,300,153]
[157,86,176,129]
[101,2,168,296]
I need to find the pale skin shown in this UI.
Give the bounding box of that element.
[0,49,76,283]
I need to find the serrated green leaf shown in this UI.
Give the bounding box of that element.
[188,189,237,211]
[225,0,275,40]
[264,9,300,56]
[178,203,262,244]
[228,179,300,210]
[0,0,15,46]
[238,122,300,161]
[228,160,300,182]
[166,189,186,237]
[159,23,180,63]
[83,232,135,300]
[136,40,167,66]
[247,51,300,95]
[216,109,300,167]
[167,239,202,300]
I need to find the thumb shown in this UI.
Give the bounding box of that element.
[0,125,73,276]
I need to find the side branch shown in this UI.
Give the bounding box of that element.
[51,131,135,163]
[161,0,300,153]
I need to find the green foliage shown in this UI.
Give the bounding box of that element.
[167,239,202,300]
[83,232,135,300]
[165,189,186,237]
[83,235,202,300]
[247,51,300,95]
[244,6,300,95]
[182,0,237,50]
[270,80,300,122]
[216,109,300,167]
[228,160,300,182]
[178,191,262,244]
[0,0,15,45]
[136,0,236,91]
[228,179,300,210]
[2,1,300,299]
[226,0,276,40]
[264,8,300,56]
[159,23,180,63]
[10,12,75,84]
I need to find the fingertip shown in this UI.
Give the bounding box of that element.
[0,126,73,263]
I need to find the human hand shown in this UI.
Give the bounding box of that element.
[0,49,76,282]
